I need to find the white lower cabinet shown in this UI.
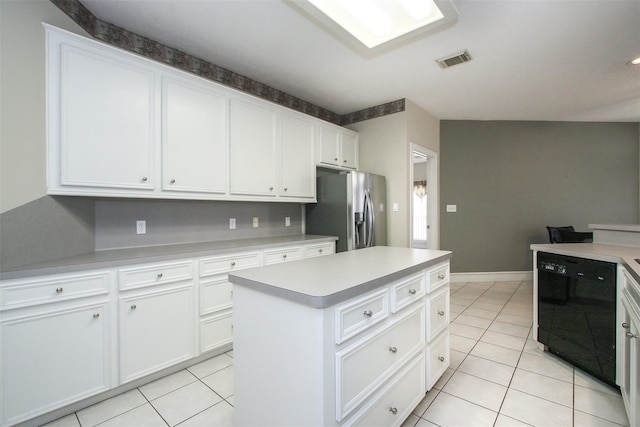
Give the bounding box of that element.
[619,268,640,427]
[233,260,450,427]
[0,272,112,427]
[0,238,336,426]
[119,285,195,383]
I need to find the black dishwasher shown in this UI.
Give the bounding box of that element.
[537,252,617,386]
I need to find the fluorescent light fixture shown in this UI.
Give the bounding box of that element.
[303,0,457,49]
[629,56,640,66]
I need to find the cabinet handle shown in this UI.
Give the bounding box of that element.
[438,310,445,316]
[142,177,148,182]
[409,288,417,295]
[231,262,236,267]
[438,274,445,280]
[343,159,347,163]
[283,254,287,259]
[269,186,274,191]
[626,332,638,339]
[93,313,100,319]
[334,157,338,161]
[622,322,630,329]
[284,187,288,192]
[388,407,398,415]
[131,304,137,310]
[319,249,323,253]
[157,273,163,278]
[388,346,398,353]
[55,287,64,294]
[363,310,373,317]
[170,179,176,184]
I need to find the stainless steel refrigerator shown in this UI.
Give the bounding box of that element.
[306,171,387,252]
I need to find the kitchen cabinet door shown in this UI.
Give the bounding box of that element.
[318,126,341,167]
[57,42,156,191]
[162,76,228,194]
[340,130,358,169]
[1,301,110,426]
[229,98,278,197]
[119,285,195,383]
[279,113,316,199]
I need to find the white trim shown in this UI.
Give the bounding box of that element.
[451,271,533,283]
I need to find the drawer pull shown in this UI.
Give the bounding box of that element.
[55,287,64,294]
[626,332,638,339]
[142,176,148,182]
[157,273,163,278]
[283,254,287,259]
[389,407,398,415]
[231,262,236,267]
[363,310,373,317]
[131,304,137,310]
[438,356,445,362]
[93,313,100,319]
[319,249,323,253]
[409,288,417,295]
[438,273,446,280]
[623,322,630,329]
[388,346,398,353]
[170,179,176,184]
[438,310,445,316]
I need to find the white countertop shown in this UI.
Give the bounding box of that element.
[228,246,452,308]
[0,235,337,280]
[530,243,640,282]
[589,224,640,232]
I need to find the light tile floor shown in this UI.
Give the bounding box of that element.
[42,281,629,427]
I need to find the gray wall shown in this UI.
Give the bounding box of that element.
[440,121,639,273]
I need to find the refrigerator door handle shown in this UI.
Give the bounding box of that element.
[365,188,375,247]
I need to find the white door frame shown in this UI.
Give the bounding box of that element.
[409,143,439,249]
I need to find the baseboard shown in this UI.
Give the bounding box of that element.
[451,271,533,283]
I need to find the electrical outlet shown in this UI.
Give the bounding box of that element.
[446,205,457,213]
[252,217,259,228]
[229,218,236,229]
[285,217,291,227]
[136,220,146,234]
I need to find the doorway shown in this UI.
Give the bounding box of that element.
[410,144,438,249]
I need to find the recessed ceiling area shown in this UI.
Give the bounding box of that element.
[79,0,640,122]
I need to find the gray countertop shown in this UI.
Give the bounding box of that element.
[0,235,337,280]
[530,243,640,283]
[228,246,452,309]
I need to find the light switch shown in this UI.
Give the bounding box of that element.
[392,203,399,212]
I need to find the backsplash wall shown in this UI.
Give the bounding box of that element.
[95,199,303,251]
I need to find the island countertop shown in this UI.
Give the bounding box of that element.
[228,246,452,308]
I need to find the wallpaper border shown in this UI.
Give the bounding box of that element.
[50,0,405,126]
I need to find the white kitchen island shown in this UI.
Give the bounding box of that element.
[228,246,452,427]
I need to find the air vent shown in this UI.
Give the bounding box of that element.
[436,50,472,69]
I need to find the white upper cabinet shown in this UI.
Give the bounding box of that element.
[162,75,228,194]
[46,25,357,203]
[54,36,156,192]
[229,97,278,197]
[279,112,316,200]
[318,125,358,170]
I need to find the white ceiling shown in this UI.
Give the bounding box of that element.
[80,0,640,122]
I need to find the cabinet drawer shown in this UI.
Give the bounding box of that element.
[390,272,425,313]
[263,247,303,265]
[348,354,425,427]
[1,272,109,310]
[303,242,335,258]
[425,262,449,292]
[336,304,424,421]
[426,330,450,390]
[426,286,449,341]
[200,252,262,277]
[200,276,233,315]
[335,288,389,344]
[201,311,233,353]
[119,261,193,291]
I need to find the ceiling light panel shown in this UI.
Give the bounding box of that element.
[305,0,456,49]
